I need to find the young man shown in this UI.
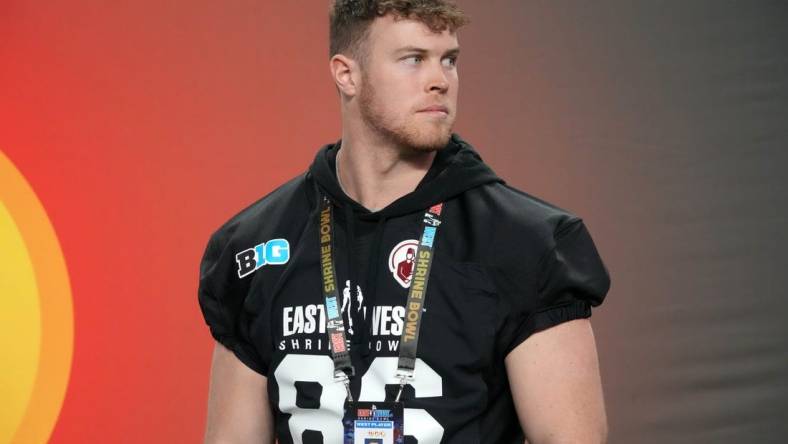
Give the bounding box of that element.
[198,1,611,443]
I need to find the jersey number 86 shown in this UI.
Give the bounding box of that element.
[274,354,444,443]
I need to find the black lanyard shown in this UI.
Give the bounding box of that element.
[394,202,442,400]
[318,194,443,402]
[318,195,355,400]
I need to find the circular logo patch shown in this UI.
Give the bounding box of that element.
[388,239,419,288]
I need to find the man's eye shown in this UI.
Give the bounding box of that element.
[443,56,458,67]
[404,55,423,64]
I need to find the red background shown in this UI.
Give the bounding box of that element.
[3,1,787,443]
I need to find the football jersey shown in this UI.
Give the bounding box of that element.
[197,133,611,443]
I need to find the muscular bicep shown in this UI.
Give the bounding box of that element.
[504,318,608,444]
[204,341,274,444]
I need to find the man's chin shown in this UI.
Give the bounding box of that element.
[406,129,453,152]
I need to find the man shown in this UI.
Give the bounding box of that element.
[198,1,611,443]
[396,248,415,285]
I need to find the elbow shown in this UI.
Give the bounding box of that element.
[528,421,608,444]
[592,420,609,444]
[596,409,609,443]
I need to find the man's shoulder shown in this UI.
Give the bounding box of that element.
[453,181,595,274]
[469,181,583,243]
[205,172,312,251]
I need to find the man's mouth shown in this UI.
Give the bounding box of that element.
[418,105,449,114]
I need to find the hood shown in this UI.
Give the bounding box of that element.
[304,132,503,357]
[308,132,503,219]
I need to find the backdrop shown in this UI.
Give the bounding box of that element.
[1,1,786,443]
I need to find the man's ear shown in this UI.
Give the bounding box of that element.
[329,54,361,98]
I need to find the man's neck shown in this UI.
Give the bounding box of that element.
[336,131,437,212]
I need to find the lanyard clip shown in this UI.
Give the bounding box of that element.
[335,370,353,402]
[394,369,414,403]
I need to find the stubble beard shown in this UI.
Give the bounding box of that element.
[358,73,454,153]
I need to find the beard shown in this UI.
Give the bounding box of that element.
[357,73,454,153]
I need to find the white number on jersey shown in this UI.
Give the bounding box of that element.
[274,355,444,443]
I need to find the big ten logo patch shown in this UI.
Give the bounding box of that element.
[235,238,290,278]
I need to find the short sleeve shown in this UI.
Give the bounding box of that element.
[197,230,268,375]
[500,218,611,355]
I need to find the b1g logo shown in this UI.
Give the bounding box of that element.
[235,238,290,278]
[388,239,419,288]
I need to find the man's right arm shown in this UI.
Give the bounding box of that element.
[204,341,275,444]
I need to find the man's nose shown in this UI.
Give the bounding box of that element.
[426,61,450,92]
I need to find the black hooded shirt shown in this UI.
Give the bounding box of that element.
[198,133,611,443]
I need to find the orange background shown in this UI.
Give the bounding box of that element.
[3,1,787,443]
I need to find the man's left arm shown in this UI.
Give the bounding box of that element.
[505,318,608,444]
